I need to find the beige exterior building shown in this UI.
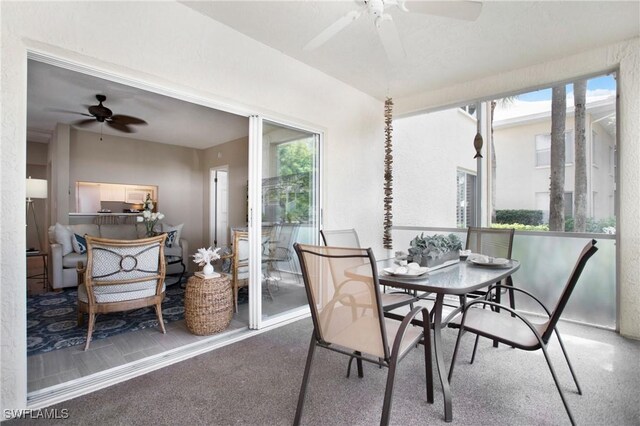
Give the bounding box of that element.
[493,96,616,223]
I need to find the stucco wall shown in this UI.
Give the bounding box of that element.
[1,1,383,412]
[394,108,477,228]
[396,38,640,341]
[493,112,615,219]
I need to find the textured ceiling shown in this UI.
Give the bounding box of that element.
[27,2,639,146]
[184,1,640,100]
[27,60,249,147]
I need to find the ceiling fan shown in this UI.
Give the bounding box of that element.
[303,0,483,62]
[68,94,147,133]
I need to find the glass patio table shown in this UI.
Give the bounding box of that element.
[348,258,520,422]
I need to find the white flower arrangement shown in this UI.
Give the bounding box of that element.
[192,247,221,266]
[136,210,165,236]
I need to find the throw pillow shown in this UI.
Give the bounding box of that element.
[72,233,87,254]
[53,223,73,256]
[164,230,177,247]
[161,223,183,247]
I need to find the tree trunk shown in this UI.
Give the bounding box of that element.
[573,80,588,232]
[549,85,566,231]
[490,100,497,224]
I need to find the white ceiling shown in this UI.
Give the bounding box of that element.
[27,60,249,147]
[27,2,639,147]
[184,1,640,100]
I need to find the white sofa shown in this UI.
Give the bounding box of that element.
[48,223,188,289]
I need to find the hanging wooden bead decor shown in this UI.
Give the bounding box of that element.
[383,97,394,249]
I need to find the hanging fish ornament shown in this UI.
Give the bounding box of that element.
[473,132,483,159]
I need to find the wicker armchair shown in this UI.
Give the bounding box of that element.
[76,234,167,350]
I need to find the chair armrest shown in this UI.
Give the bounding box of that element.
[391,307,431,356]
[49,243,64,289]
[179,238,189,261]
[76,261,85,285]
[484,284,552,317]
[461,299,546,343]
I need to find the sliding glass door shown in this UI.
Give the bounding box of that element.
[248,117,321,328]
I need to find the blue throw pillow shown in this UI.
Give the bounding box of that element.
[165,230,177,247]
[72,233,87,254]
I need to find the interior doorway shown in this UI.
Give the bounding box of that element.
[210,167,229,247]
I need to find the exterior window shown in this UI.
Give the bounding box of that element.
[535,131,574,166]
[456,170,476,228]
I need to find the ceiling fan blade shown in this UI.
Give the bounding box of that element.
[73,118,97,127]
[377,19,406,64]
[303,8,364,51]
[402,0,483,21]
[106,120,134,133]
[109,115,147,125]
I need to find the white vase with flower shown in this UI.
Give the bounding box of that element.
[193,247,222,278]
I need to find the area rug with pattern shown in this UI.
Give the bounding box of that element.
[27,285,188,356]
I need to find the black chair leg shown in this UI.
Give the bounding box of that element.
[294,334,317,426]
[555,329,582,395]
[470,335,480,364]
[540,342,577,426]
[381,352,400,426]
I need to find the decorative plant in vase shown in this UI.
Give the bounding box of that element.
[407,233,462,268]
[136,210,165,237]
[193,247,221,276]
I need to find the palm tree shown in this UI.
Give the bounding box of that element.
[573,80,588,232]
[549,85,566,231]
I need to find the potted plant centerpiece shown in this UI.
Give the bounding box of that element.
[407,233,462,270]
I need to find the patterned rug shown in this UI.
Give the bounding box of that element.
[27,281,249,356]
[26,285,187,356]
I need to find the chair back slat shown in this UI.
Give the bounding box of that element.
[295,243,390,360]
[85,234,166,297]
[466,227,514,259]
[542,239,598,342]
[320,228,361,248]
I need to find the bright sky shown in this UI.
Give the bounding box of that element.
[516,75,616,102]
[493,74,617,121]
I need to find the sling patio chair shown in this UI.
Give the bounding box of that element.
[76,234,167,351]
[448,239,598,426]
[320,228,418,311]
[293,243,433,425]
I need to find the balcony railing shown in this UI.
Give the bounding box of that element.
[391,226,616,329]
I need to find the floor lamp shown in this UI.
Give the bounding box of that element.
[26,176,48,253]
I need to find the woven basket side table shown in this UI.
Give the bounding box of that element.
[185,274,233,335]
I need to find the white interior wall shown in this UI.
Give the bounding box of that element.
[0,1,383,412]
[395,38,640,341]
[69,128,204,258]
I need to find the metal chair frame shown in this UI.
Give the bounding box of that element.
[449,239,598,426]
[293,243,433,426]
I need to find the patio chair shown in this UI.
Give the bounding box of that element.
[320,228,418,311]
[450,227,515,350]
[267,223,300,283]
[76,234,167,351]
[293,243,433,425]
[230,229,275,312]
[448,239,598,426]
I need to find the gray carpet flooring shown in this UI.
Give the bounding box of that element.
[10,317,640,425]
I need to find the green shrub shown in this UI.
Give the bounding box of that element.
[565,216,616,233]
[495,210,543,225]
